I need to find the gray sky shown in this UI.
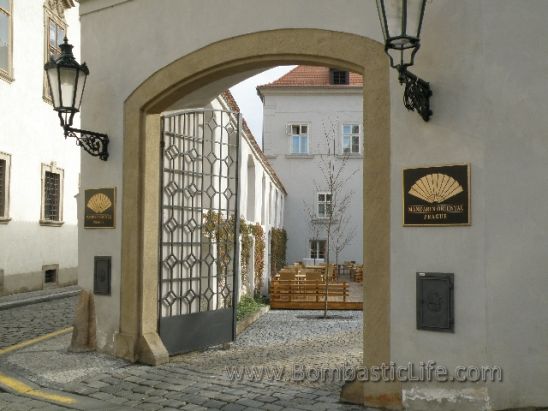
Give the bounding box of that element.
[229,66,296,146]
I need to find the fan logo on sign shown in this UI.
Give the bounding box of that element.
[84,188,116,228]
[87,193,112,214]
[408,173,464,221]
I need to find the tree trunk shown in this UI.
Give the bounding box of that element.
[324,228,331,318]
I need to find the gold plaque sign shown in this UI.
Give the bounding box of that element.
[403,164,470,226]
[84,188,116,228]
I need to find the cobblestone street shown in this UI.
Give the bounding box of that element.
[0,295,78,348]
[0,308,372,410]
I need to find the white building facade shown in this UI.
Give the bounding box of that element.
[0,0,80,295]
[258,66,363,265]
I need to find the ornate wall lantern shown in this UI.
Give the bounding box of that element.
[376,0,432,121]
[44,38,109,160]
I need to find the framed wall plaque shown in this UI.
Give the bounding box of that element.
[84,188,116,229]
[403,164,470,226]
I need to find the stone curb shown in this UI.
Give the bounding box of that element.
[236,305,270,335]
[0,289,81,311]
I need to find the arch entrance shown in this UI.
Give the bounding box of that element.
[118,29,393,407]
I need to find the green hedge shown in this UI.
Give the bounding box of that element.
[270,228,287,277]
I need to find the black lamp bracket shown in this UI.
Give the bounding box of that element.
[398,67,433,122]
[64,126,109,161]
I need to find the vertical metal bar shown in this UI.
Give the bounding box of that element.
[199,111,206,313]
[379,0,389,40]
[158,116,165,330]
[417,0,427,37]
[169,115,176,318]
[179,113,185,315]
[231,112,241,340]
[217,112,223,309]
[402,0,407,36]
[192,111,199,313]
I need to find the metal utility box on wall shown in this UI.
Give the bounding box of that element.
[416,272,454,332]
[94,256,111,295]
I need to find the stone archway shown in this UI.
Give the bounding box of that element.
[117,28,393,407]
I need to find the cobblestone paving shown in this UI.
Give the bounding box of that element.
[62,362,370,411]
[0,392,70,411]
[1,310,372,410]
[0,296,78,348]
[173,310,363,387]
[55,310,368,410]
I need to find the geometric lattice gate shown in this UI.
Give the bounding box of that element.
[159,109,241,355]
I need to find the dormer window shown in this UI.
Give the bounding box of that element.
[330,69,349,85]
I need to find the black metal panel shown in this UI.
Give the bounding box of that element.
[416,272,454,332]
[159,308,233,355]
[94,256,111,295]
[159,109,240,355]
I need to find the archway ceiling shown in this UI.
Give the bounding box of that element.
[167,68,266,110]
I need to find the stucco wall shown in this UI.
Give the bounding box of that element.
[0,3,80,294]
[78,0,548,408]
[261,90,363,265]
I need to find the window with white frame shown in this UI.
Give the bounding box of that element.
[342,124,360,154]
[44,1,68,101]
[289,124,309,154]
[0,0,13,81]
[310,240,326,260]
[317,192,332,219]
[0,151,11,221]
[40,162,64,225]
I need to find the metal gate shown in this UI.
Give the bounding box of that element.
[159,109,241,355]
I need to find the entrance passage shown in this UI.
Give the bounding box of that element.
[159,109,241,355]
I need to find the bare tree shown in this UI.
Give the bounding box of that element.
[332,199,357,277]
[304,120,358,318]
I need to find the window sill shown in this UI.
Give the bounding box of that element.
[39,220,64,227]
[0,217,12,224]
[336,154,363,159]
[0,72,14,83]
[285,154,314,159]
[311,217,329,224]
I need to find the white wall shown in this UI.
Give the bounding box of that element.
[209,95,286,295]
[261,89,363,265]
[0,3,80,294]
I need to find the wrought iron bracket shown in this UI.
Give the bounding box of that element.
[64,126,109,161]
[398,68,433,122]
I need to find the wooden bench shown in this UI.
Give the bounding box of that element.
[269,279,360,309]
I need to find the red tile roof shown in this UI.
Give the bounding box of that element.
[221,90,287,195]
[257,65,363,89]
